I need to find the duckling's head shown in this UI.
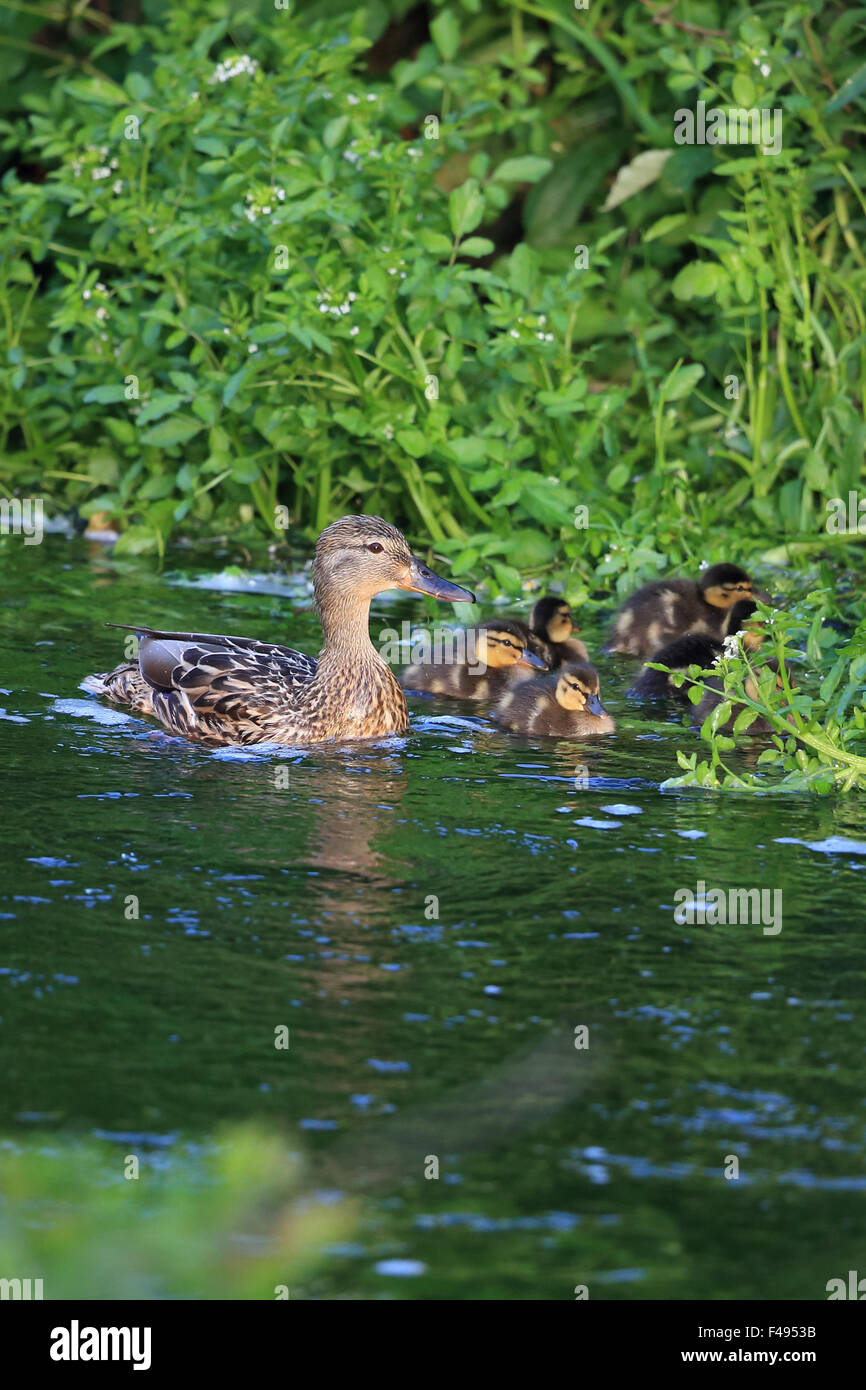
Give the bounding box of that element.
[312,515,475,609]
[555,663,608,715]
[531,596,577,644]
[475,621,548,671]
[699,563,756,610]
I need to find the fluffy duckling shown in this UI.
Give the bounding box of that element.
[493,662,615,737]
[693,657,796,735]
[402,619,547,700]
[630,599,762,699]
[607,563,762,659]
[527,596,589,666]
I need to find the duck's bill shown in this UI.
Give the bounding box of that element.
[752,586,772,604]
[586,693,608,716]
[400,558,475,604]
[518,649,548,670]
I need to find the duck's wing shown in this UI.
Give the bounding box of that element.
[108,625,317,710]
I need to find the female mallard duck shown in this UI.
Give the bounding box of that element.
[693,657,795,735]
[630,599,762,699]
[82,515,475,746]
[402,619,547,700]
[492,662,615,737]
[607,563,763,659]
[514,595,589,668]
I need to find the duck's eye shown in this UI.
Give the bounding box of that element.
[367,542,384,554]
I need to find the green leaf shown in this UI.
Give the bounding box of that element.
[732,73,756,108]
[223,369,249,406]
[125,72,152,102]
[644,213,688,243]
[140,415,204,447]
[459,237,495,257]
[83,384,129,404]
[508,243,539,299]
[64,78,128,106]
[826,60,866,113]
[671,262,728,300]
[136,394,186,426]
[493,156,553,184]
[663,363,705,400]
[601,149,672,211]
[430,8,460,62]
[323,116,349,149]
[396,428,429,459]
[449,178,484,239]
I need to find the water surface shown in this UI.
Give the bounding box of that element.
[1,538,864,1299]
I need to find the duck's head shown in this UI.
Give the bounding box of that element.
[699,563,761,610]
[555,662,608,716]
[531,595,578,644]
[312,515,475,608]
[475,621,548,671]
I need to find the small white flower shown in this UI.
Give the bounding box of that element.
[95,306,108,321]
[510,330,519,339]
[407,147,422,158]
[112,180,123,194]
[96,283,107,293]
[346,93,360,105]
[92,167,110,180]
[367,93,377,102]
[349,325,359,336]
[82,290,91,300]
[248,343,258,354]
[545,333,554,342]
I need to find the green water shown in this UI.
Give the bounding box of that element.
[2,537,865,1300]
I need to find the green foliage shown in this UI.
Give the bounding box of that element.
[0,1125,350,1299]
[662,603,866,792]
[0,0,863,586]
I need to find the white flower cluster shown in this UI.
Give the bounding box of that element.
[211,54,258,84]
[509,313,553,343]
[316,289,358,317]
[243,187,286,223]
[69,145,121,187]
[722,633,742,658]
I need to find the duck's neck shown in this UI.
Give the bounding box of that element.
[317,593,384,673]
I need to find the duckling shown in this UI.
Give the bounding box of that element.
[402,620,547,700]
[693,657,796,735]
[493,662,615,737]
[526,595,589,666]
[82,515,475,746]
[607,563,763,659]
[630,599,762,699]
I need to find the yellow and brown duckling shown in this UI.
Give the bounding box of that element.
[693,657,796,735]
[83,515,475,746]
[607,563,763,659]
[630,599,763,700]
[402,619,547,700]
[493,662,615,737]
[518,595,589,668]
